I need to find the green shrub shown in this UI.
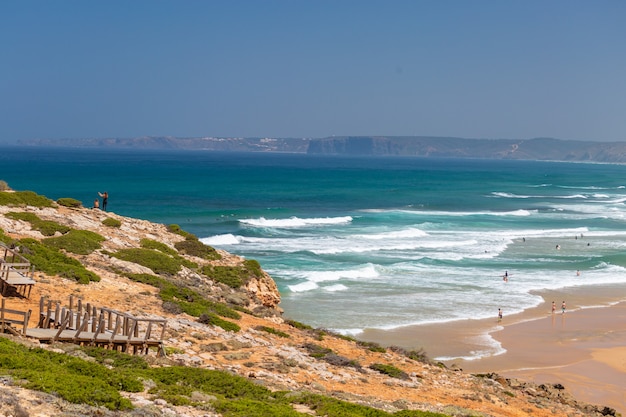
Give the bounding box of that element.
[198,313,241,332]
[126,272,241,332]
[389,346,431,363]
[43,229,105,254]
[5,211,39,223]
[369,363,410,380]
[0,191,54,207]
[111,248,182,275]
[0,337,449,416]
[102,217,122,228]
[5,211,71,236]
[166,223,196,240]
[159,282,241,319]
[255,326,290,338]
[0,338,136,410]
[17,238,100,283]
[0,228,12,245]
[202,261,264,289]
[56,197,82,208]
[285,319,313,331]
[303,343,333,359]
[213,398,302,417]
[356,340,387,353]
[295,393,451,416]
[174,238,221,260]
[141,238,178,256]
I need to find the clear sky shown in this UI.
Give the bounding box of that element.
[1,1,625,143]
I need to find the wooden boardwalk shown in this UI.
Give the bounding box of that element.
[2,295,167,357]
[0,244,36,298]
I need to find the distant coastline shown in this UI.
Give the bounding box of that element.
[14,135,626,163]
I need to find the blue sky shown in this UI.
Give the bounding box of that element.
[1,1,625,142]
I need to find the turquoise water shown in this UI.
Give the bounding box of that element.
[3,146,626,346]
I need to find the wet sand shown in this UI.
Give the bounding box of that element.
[359,283,626,414]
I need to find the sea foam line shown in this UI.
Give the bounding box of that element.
[239,216,352,228]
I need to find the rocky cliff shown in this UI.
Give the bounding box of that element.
[17,136,626,163]
[0,190,619,417]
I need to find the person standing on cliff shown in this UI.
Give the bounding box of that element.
[98,191,108,211]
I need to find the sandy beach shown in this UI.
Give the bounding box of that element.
[360,283,626,414]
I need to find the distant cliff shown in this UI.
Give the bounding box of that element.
[17,135,626,163]
[307,136,626,163]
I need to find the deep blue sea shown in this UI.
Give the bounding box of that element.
[3,146,626,343]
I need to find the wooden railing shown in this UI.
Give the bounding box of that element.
[25,296,167,356]
[0,243,36,298]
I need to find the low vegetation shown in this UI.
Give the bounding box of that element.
[202,259,264,289]
[255,325,290,338]
[175,236,222,260]
[369,363,410,380]
[13,238,100,283]
[42,229,105,255]
[110,247,183,275]
[56,197,82,208]
[126,273,241,332]
[101,217,122,227]
[5,211,71,236]
[0,190,54,208]
[0,339,448,416]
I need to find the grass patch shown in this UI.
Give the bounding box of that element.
[175,237,222,260]
[388,346,431,364]
[56,197,82,208]
[198,313,241,333]
[17,238,100,283]
[126,273,241,332]
[369,363,410,380]
[0,191,54,208]
[0,338,451,416]
[255,326,290,338]
[0,338,136,410]
[285,319,313,331]
[102,217,121,227]
[202,260,264,289]
[141,238,178,256]
[295,393,450,417]
[5,211,71,236]
[43,229,105,255]
[110,248,182,275]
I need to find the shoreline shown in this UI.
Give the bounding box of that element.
[358,283,626,414]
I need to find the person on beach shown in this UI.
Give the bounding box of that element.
[552,301,556,314]
[98,191,108,211]
[576,270,580,276]
[498,308,503,322]
[93,198,99,209]
[561,301,566,314]
[503,271,509,282]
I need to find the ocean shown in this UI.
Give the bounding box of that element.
[2,146,626,357]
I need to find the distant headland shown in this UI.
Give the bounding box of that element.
[15,135,626,163]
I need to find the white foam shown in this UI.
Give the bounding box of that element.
[200,234,240,245]
[239,216,352,228]
[287,281,319,293]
